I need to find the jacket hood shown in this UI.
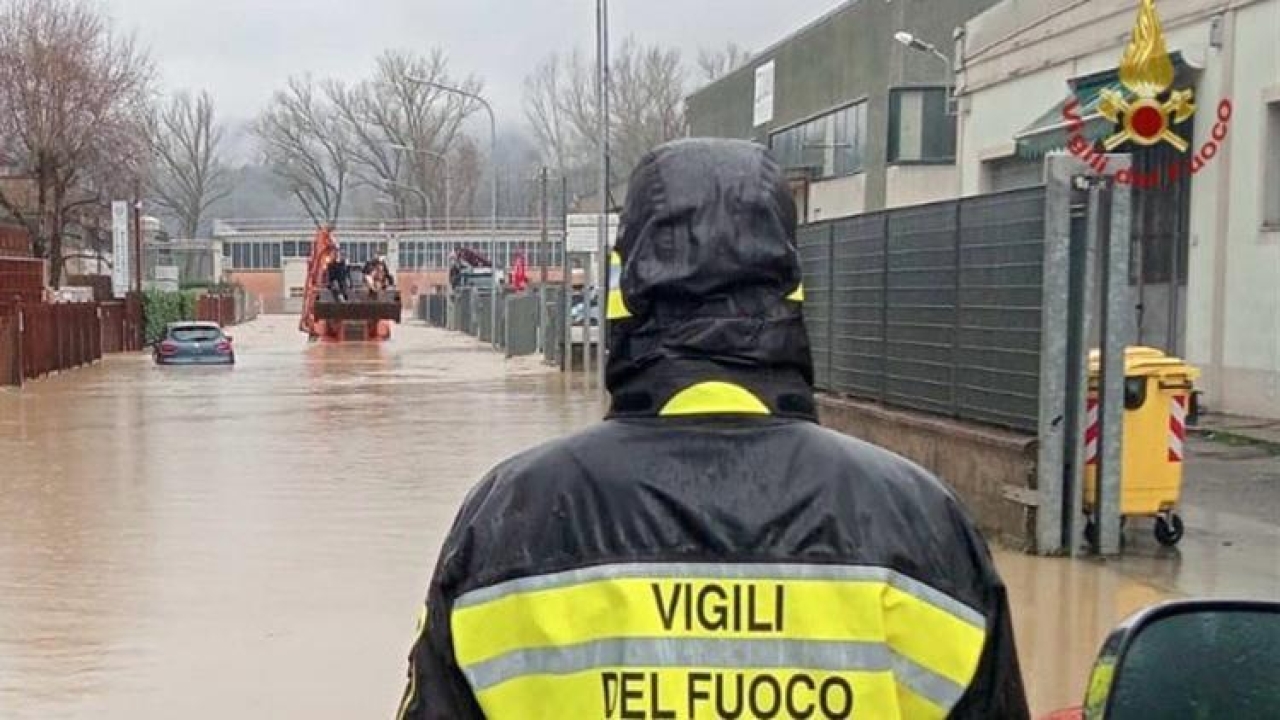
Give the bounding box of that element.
[606,138,815,419]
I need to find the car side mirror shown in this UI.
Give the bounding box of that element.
[1082,600,1280,719]
[224,336,234,343]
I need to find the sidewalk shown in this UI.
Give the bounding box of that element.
[1192,412,1280,450]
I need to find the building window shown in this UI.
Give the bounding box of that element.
[1265,100,1280,228]
[402,241,421,269]
[769,101,867,179]
[225,241,283,270]
[889,87,956,163]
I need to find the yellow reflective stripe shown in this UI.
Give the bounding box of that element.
[607,251,632,320]
[451,577,983,691]
[788,284,805,302]
[1085,658,1116,715]
[606,290,631,320]
[471,667,920,720]
[397,605,430,720]
[659,382,771,416]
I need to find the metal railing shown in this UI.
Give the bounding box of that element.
[213,217,560,235]
[799,186,1048,433]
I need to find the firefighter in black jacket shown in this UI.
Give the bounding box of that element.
[396,138,1030,720]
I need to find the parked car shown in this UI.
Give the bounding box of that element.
[153,322,235,366]
[571,288,600,326]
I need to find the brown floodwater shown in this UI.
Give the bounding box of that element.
[0,316,1183,718]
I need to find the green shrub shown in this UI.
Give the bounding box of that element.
[142,289,201,344]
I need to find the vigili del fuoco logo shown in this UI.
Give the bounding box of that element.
[1061,0,1233,187]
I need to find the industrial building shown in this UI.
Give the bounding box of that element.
[686,0,1003,221]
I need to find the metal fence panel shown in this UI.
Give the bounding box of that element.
[885,202,958,416]
[504,294,540,357]
[542,286,564,368]
[796,224,832,390]
[802,186,1048,433]
[957,188,1047,431]
[830,214,887,400]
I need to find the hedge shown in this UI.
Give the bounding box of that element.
[142,289,201,344]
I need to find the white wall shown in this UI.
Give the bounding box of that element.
[1183,0,1280,418]
[885,166,960,209]
[807,174,867,223]
[959,0,1280,418]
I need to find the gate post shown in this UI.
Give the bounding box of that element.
[1095,158,1134,556]
[13,296,24,387]
[1037,157,1075,555]
[1038,153,1133,556]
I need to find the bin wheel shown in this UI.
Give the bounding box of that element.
[1155,514,1185,547]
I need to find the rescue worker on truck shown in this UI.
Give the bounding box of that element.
[395,138,1030,720]
[363,255,396,296]
[327,251,350,302]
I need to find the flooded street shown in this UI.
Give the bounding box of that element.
[0,316,1274,718]
[0,316,601,719]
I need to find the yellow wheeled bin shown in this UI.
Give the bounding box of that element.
[1084,347,1199,546]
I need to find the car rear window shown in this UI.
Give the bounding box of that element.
[171,327,222,342]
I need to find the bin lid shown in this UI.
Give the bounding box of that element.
[1087,346,1200,379]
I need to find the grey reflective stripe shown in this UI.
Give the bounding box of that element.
[461,637,967,711]
[454,562,985,630]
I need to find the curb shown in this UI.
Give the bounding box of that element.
[1190,426,1280,455]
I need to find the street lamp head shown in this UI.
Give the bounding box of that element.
[385,142,414,152]
[894,30,935,53]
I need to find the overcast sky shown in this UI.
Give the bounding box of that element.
[107,0,845,130]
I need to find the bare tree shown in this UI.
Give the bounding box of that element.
[697,43,752,82]
[0,0,155,286]
[524,54,573,178]
[149,91,230,237]
[523,38,688,203]
[328,49,481,223]
[610,39,687,180]
[256,76,353,227]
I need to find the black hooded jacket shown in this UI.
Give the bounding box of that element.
[397,139,1029,720]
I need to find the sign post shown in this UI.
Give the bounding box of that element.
[567,213,618,380]
[111,201,130,299]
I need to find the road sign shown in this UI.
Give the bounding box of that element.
[111,201,130,298]
[566,214,619,254]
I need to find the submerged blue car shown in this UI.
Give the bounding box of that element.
[153,322,236,366]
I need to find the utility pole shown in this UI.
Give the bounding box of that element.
[540,167,549,287]
[595,0,612,391]
[539,167,549,352]
[405,78,499,350]
[560,175,571,373]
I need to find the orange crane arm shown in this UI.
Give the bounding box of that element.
[298,226,338,337]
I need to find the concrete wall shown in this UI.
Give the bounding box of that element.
[1183,0,1280,419]
[807,174,867,223]
[819,395,1038,551]
[686,0,1002,214]
[885,165,961,209]
[958,0,1280,419]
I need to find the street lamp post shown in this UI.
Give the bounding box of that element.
[407,76,499,350]
[893,30,956,114]
[595,0,611,392]
[380,178,432,226]
[387,143,452,231]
